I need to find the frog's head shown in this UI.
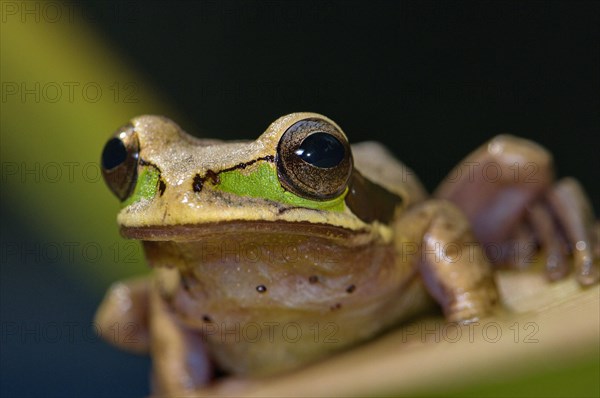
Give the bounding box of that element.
[101,113,417,244]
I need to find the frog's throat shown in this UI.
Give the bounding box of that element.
[120,220,382,246]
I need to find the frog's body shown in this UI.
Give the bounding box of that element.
[95,113,598,394]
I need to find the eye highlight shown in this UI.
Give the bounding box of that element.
[295,132,346,169]
[277,118,353,201]
[101,124,139,201]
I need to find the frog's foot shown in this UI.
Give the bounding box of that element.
[435,134,598,286]
[503,178,599,285]
[94,277,150,353]
[149,282,212,395]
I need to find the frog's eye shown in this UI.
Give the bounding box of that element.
[277,118,352,200]
[101,123,139,201]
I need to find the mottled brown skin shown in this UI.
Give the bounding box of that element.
[147,231,425,377]
[95,114,598,396]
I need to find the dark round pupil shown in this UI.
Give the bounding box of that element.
[295,132,345,168]
[102,137,128,170]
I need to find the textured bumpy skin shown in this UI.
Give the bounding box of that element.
[95,114,598,396]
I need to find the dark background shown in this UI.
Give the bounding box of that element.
[85,0,599,202]
[1,1,599,397]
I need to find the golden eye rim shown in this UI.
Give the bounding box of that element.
[101,123,140,201]
[276,118,353,201]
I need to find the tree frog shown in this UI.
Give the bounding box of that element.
[95,113,598,395]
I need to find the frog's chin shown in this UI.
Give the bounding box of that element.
[120,220,381,246]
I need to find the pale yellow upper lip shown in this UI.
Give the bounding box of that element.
[120,219,370,244]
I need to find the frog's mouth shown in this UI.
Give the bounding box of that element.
[120,220,381,246]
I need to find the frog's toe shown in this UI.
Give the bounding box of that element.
[545,178,599,286]
[94,277,150,353]
[527,203,570,281]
